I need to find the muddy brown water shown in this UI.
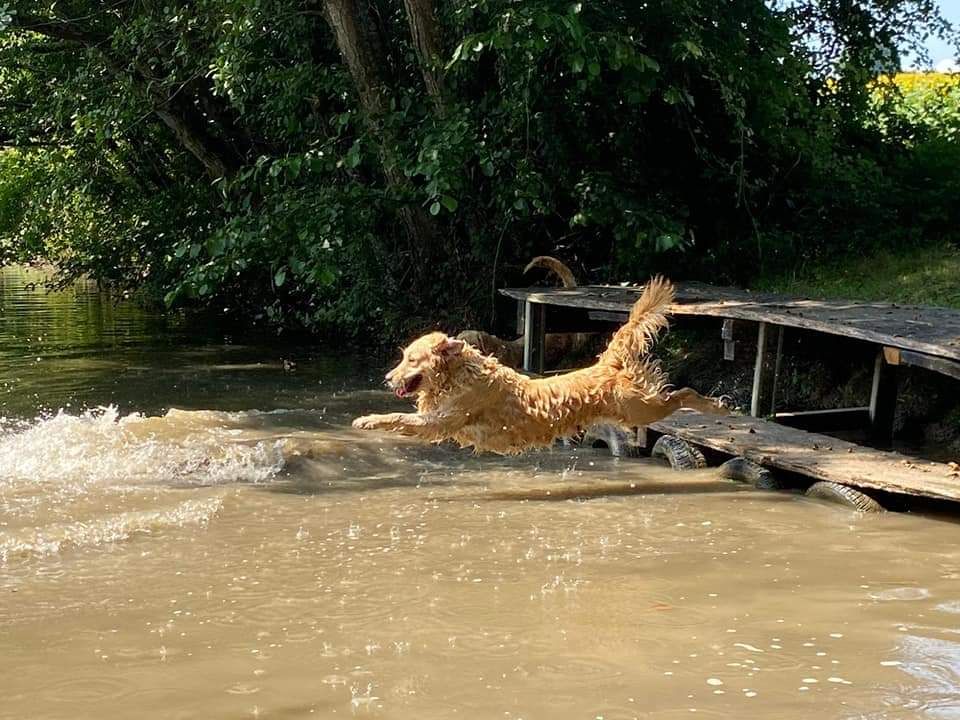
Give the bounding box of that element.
[2,266,960,719]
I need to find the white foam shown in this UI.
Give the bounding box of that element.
[0,406,287,491]
[0,496,224,562]
[0,407,288,561]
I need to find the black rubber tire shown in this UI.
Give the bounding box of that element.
[582,424,643,458]
[651,435,707,470]
[717,457,784,490]
[804,481,885,513]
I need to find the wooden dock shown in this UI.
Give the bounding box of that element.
[501,282,960,369]
[500,282,960,503]
[650,411,960,502]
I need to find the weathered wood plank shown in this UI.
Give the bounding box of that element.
[522,301,546,373]
[751,322,783,418]
[500,284,960,363]
[892,348,960,381]
[650,411,960,502]
[721,319,736,361]
[869,350,899,447]
[588,310,630,324]
[774,407,871,432]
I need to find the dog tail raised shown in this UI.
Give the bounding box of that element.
[523,256,578,288]
[598,276,674,369]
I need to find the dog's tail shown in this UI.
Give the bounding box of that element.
[523,256,578,288]
[598,276,674,369]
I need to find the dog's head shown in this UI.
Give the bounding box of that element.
[385,332,465,399]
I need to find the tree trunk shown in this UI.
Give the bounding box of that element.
[322,0,440,252]
[152,107,234,179]
[402,0,446,112]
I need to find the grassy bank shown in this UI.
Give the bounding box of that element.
[756,243,960,309]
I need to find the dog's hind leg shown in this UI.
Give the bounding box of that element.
[613,387,728,429]
[668,387,729,415]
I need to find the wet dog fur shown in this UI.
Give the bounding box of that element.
[353,277,726,455]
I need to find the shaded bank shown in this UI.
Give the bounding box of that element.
[1,1,958,343]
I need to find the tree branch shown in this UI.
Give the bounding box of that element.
[6,11,241,178]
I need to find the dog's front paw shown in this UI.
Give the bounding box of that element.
[353,413,398,431]
[352,414,381,430]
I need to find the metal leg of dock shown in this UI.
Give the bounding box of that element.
[870,350,899,446]
[751,322,784,418]
[522,301,546,374]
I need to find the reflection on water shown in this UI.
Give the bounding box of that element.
[2,266,960,719]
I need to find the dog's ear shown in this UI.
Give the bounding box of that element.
[435,337,465,356]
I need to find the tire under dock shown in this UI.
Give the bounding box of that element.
[649,410,960,503]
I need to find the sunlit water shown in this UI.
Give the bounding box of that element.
[2,266,960,719]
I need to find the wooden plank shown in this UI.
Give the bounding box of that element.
[885,345,960,380]
[774,407,870,432]
[588,310,629,324]
[722,319,736,361]
[500,284,960,363]
[650,411,960,502]
[870,350,899,447]
[543,307,620,333]
[721,318,735,339]
[522,301,546,373]
[751,322,783,418]
[898,349,960,381]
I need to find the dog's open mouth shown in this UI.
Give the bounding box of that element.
[394,373,423,398]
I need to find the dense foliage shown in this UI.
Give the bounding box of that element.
[0,0,957,341]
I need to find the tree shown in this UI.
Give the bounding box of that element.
[1,0,956,341]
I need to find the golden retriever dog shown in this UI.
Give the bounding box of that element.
[456,256,593,368]
[353,277,725,454]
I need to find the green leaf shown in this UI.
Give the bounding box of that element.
[681,40,704,59]
[205,235,225,256]
[441,195,459,212]
[664,87,683,105]
[588,62,601,77]
[481,161,495,177]
[345,145,361,169]
[430,201,441,216]
[638,54,660,72]
[447,41,465,69]
[274,268,286,287]
[318,267,337,286]
[570,53,585,73]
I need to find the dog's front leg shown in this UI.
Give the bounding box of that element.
[352,412,461,442]
[353,412,418,432]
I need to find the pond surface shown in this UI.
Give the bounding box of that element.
[2,266,960,719]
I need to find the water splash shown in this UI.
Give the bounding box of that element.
[0,496,224,563]
[0,406,288,562]
[0,406,287,490]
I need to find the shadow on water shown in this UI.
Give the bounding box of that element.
[268,465,464,496]
[469,477,757,503]
[264,425,768,503]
